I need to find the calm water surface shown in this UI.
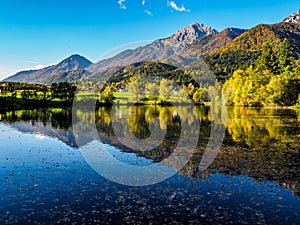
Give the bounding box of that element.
[0,106,299,224]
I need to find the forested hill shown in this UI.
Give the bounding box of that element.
[105,61,192,89]
[222,38,300,107]
[205,22,300,80]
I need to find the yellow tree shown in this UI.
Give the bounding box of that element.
[159,79,173,103]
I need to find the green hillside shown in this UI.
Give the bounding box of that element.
[205,22,300,80]
[105,61,196,88]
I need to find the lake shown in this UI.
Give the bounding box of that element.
[0,106,299,224]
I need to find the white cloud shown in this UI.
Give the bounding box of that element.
[142,0,146,6]
[145,10,152,16]
[33,64,45,70]
[167,1,190,12]
[118,0,127,10]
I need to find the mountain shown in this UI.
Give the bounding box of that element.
[42,24,243,85]
[284,10,300,24]
[5,11,300,85]
[189,28,247,56]
[45,70,92,85]
[164,23,218,47]
[4,54,93,83]
[205,22,300,80]
[3,23,220,84]
[87,23,218,72]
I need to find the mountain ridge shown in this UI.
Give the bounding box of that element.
[87,22,218,73]
[4,9,300,84]
[4,23,218,83]
[189,28,247,56]
[4,54,93,83]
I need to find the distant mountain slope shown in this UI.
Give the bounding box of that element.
[205,22,300,80]
[189,28,247,56]
[45,70,92,85]
[4,54,93,83]
[87,23,218,73]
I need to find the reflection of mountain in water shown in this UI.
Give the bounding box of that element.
[0,109,77,147]
[0,106,299,195]
[12,121,77,147]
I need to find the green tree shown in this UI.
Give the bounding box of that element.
[193,88,206,105]
[21,90,31,99]
[178,88,190,103]
[99,86,114,104]
[223,40,299,107]
[222,81,234,106]
[266,75,286,105]
[127,78,145,103]
[278,38,294,73]
[11,91,17,98]
[146,82,160,104]
[256,42,278,74]
[50,82,76,101]
[159,79,173,103]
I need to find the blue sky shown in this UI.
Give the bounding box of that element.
[0,0,299,80]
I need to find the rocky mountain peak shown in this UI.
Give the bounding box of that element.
[283,10,300,24]
[52,54,92,76]
[166,22,218,45]
[58,54,92,70]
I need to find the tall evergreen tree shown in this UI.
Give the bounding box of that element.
[278,38,294,73]
[256,42,278,74]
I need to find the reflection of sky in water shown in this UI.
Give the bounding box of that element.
[0,124,79,167]
[0,122,299,224]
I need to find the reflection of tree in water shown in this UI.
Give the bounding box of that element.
[1,106,299,194]
[50,109,72,129]
[0,108,73,129]
[2,106,298,152]
[100,106,182,161]
[128,106,151,139]
[94,106,215,163]
[158,107,174,130]
[0,108,77,147]
[95,107,114,135]
[225,107,299,148]
[95,106,300,195]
